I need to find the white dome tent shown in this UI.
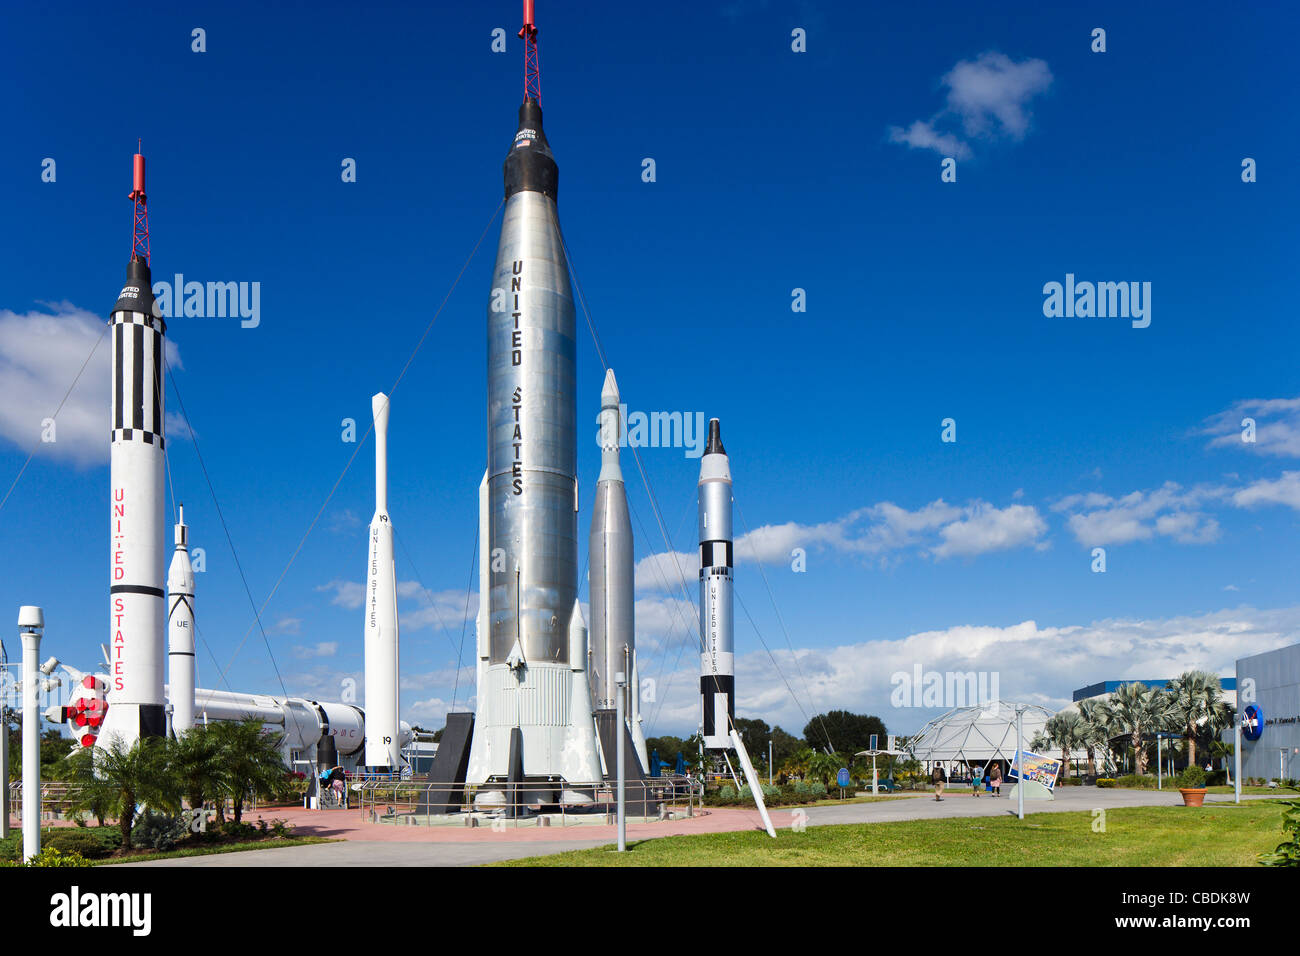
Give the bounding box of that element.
[906,701,1086,773]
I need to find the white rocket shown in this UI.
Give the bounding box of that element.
[363,392,401,768]
[99,148,167,749]
[166,505,195,735]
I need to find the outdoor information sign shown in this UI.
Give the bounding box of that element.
[837,767,850,788]
[1009,750,1062,791]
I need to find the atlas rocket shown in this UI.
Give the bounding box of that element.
[589,369,648,771]
[467,1,601,794]
[167,505,195,735]
[99,147,168,748]
[699,418,735,751]
[363,392,401,768]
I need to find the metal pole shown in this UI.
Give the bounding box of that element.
[768,739,772,787]
[1234,721,1241,804]
[20,609,43,861]
[616,670,626,852]
[1016,706,1024,821]
[1157,736,1162,790]
[1,644,9,840]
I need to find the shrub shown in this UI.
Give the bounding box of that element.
[1206,770,1227,787]
[217,820,258,842]
[1096,778,1116,788]
[269,818,294,839]
[1178,767,1207,789]
[22,848,92,867]
[44,829,113,860]
[133,811,188,852]
[810,782,828,799]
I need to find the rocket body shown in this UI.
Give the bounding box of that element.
[698,419,734,751]
[101,256,167,747]
[166,506,195,735]
[589,369,634,713]
[363,392,401,768]
[476,97,583,781]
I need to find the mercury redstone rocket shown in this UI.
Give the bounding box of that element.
[363,392,401,768]
[466,2,602,798]
[166,505,195,735]
[699,418,736,752]
[99,146,168,749]
[589,369,649,771]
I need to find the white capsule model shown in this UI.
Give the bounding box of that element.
[588,369,648,771]
[363,392,401,769]
[99,148,168,749]
[166,505,196,735]
[698,418,735,752]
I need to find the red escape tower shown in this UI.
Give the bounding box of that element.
[519,0,541,104]
[129,141,150,264]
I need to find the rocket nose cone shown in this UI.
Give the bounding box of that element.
[706,418,725,455]
[504,97,559,200]
[114,255,160,321]
[601,368,620,407]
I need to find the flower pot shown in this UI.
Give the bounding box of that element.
[1179,787,1207,808]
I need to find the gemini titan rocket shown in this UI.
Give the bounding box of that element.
[99,147,168,748]
[363,392,401,769]
[699,418,736,752]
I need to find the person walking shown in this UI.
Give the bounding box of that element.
[990,761,1002,796]
[971,763,983,798]
[932,763,946,801]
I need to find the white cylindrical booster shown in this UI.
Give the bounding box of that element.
[363,392,400,768]
[104,267,168,746]
[167,505,195,734]
[19,609,43,862]
[698,419,734,751]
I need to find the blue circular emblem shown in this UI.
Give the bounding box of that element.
[1242,703,1264,742]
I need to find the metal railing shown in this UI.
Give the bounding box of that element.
[356,775,701,828]
[7,781,83,820]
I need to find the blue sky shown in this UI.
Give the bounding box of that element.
[1,1,1297,738]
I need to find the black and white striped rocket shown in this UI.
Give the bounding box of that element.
[699,418,735,752]
[101,152,168,747]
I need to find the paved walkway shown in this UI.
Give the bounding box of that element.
[116,789,1286,867]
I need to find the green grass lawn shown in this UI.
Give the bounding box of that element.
[495,802,1289,867]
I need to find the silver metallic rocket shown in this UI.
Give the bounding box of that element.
[589,369,648,770]
[363,392,401,769]
[166,505,195,735]
[699,418,735,751]
[100,148,167,749]
[471,86,601,789]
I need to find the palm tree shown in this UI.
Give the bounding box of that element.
[1166,671,1224,769]
[806,750,842,787]
[1077,698,1110,777]
[61,736,180,849]
[1107,683,1172,775]
[1045,711,1083,780]
[208,719,289,823]
[168,726,225,812]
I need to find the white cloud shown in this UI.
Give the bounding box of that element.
[0,303,181,465]
[1233,471,1300,511]
[1203,398,1300,457]
[1054,482,1225,547]
[292,641,338,659]
[888,51,1053,158]
[639,605,1300,738]
[635,498,1047,593]
[316,579,364,610]
[272,617,303,635]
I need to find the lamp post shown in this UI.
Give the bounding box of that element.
[1,638,10,840]
[1015,704,1025,821]
[1233,718,1241,805]
[615,670,626,853]
[768,739,773,788]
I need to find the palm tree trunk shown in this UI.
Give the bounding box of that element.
[1133,729,1146,774]
[1186,723,1197,769]
[1087,748,1096,777]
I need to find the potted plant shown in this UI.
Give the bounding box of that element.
[1178,766,1208,807]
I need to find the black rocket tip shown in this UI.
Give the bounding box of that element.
[504,96,558,200]
[706,418,725,455]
